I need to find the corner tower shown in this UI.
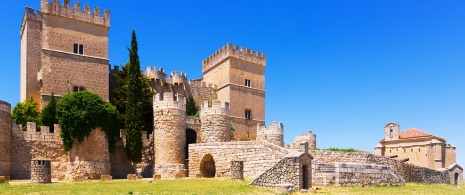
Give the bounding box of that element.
[202,43,266,140]
[21,0,110,107]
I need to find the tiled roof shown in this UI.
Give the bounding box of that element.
[398,128,433,139]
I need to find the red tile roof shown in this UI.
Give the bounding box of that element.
[399,128,433,139]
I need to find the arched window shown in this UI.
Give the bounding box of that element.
[390,127,393,137]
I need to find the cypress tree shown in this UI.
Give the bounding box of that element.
[125,30,143,162]
[186,96,198,116]
[41,92,58,132]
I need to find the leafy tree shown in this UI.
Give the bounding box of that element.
[11,99,41,131]
[125,30,143,162]
[186,96,198,116]
[41,92,58,132]
[111,62,155,133]
[56,91,119,152]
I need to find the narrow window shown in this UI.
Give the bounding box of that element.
[73,44,78,54]
[389,128,393,137]
[245,109,251,119]
[79,44,84,55]
[244,79,251,87]
[73,86,79,92]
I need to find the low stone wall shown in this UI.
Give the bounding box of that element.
[251,152,312,190]
[188,141,291,178]
[312,162,336,186]
[335,162,404,187]
[310,150,451,185]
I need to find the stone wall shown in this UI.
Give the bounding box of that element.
[256,121,284,147]
[153,92,187,178]
[9,122,110,180]
[199,101,230,143]
[250,152,312,190]
[188,79,217,107]
[309,150,452,185]
[188,141,291,178]
[0,100,11,176]
[335,162,405,187]
[31,160,51,183]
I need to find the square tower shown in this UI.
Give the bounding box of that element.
[202,43,266,140]
[20,0,110,108]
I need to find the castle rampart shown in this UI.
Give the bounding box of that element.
[202,43,266,74]
[153,92,187,178]
[0,100,12,177]
[40,0,110,27]
[199,100,230,143]
[256,121,284,147]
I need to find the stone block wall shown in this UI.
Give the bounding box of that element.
[251,152,312,190]
[188,141,291,178]
[312,162,336,186]
[335,162,405,187]
[0,100,11,176]
[188,79,217,107]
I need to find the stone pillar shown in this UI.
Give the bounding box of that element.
[231,160,244,180]
[0,100,11,177]
[31,159,51,183]
[153,92,187,178]
[199,100,230,143]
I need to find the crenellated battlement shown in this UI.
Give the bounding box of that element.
[200,100,230,116]
[169,71,187,84]
[0,100,11,113]
[202,43,266,73]
[145,66,166,82]
[11,122,61,142]
[153,92,186,111]
[257,121,284,136]
[40,0,110,27]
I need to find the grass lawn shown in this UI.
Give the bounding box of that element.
[1,178,463,195]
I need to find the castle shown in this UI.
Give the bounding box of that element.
[0,0,462,190]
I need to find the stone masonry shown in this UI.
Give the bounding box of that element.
[153,92,187,178]
[31,159,51,183]
[199,101,230,143]
[256,121,284,147]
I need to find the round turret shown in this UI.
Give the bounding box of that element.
[145,66,166,83]
[170,71,187,85]
[0,100,11,176]
[256,121,284,147]
[153,92,186,178]
[199,100,230,143]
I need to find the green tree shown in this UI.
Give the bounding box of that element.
[56,91,119,152]
[125,30,143,162]
[41,92,58,132]
[111,62,155,133]
[186,96,198,116]
[11,99,41,131]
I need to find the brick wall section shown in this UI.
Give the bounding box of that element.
[335,162,405,187]
[0,101,11,176]
[251,152,312,190]
[188,141,292,178]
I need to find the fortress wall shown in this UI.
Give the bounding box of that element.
[188,141,292,178]
[309,150,451,185]
[10,123,109,180]
[188,80,217,107]
[0,101,11,176]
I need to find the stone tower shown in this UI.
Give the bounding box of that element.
[21,0,110,108]
[0,100,11,176]
[202,43,266,140]
[384,122,400,141]
[153,92,187,178]
[256,121,284,147]
[199,100,230,143]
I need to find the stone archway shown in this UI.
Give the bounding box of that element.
[185,129,197,159]
[200,154,216,178]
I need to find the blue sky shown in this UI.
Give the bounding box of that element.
[1,1,464,168]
